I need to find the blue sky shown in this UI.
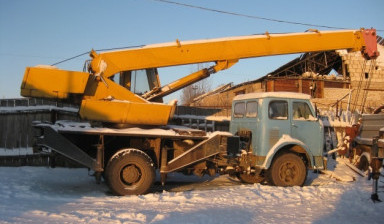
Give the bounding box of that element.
[1,0,383,102]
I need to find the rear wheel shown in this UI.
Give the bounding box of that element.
[106,148,155,195]
[268,153,307,186]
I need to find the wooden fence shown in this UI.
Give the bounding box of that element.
[0,98,79,149]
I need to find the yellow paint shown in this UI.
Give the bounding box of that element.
[21,67,89,99]
[20,29,377,125]
[79,99,173,125]
[90,30,370,78]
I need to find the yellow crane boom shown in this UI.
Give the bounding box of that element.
[20,29,379,125]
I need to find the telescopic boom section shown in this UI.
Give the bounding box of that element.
[89,29,379,78]
[20,29,379,125]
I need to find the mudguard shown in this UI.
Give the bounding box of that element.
[261,134,315,169]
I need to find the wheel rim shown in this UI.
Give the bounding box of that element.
[121,164,141,185]
[279,161,298,185]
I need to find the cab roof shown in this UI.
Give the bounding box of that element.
[233,92,311,101]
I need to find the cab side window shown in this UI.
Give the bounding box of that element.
[269,101,288,120]
[234,102,245,118]
[246,101,258,118]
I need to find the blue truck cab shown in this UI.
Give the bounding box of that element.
[230,92,324,186]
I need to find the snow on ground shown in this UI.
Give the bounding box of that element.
[0,158,383,224]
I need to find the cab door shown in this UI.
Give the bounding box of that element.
[290,100,323,156]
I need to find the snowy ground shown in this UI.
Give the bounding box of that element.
[0,158,383,224]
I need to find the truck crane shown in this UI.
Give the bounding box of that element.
[20,29,379,195]
[21,29,379,125]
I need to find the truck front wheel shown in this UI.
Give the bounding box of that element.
[106,149,155,196]
[268,153,307,187]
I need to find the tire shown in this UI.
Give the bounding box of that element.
[268,153,307,187]
[106,148,155,196]
[237,173,264,184]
